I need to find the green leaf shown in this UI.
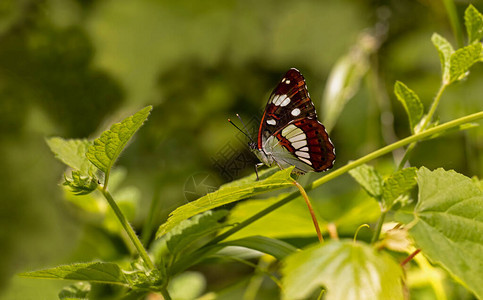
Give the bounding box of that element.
[63,171,98,195]
[282,240,403,300]
[393,81,424,133]
[58,282,90,300]
[46,138,97,176]
[218,235,297,260]
[381,167,417,210]
[431,33,454,83]
[152,210,229,269]
[226,193,325,239]
[465,4,483,44]
[156,167,294,237]
[449,42,483,83]
[348,164,383,199]
[399,167,483,299]
[19,262,129,286]
[86,106,152,175]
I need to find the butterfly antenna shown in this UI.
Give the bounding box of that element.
[228,117,254,143]
[236,114,251,134]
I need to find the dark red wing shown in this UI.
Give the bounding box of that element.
[256,68,335,173]
[257,68,317,148]
[290,118,335,171]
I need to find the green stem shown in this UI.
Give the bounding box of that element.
[209,111,483,245]
[99,187,155,270]
[422,83,447,130]
[160,287,172,300]
[371,210,386,244]
[398,83,447,169]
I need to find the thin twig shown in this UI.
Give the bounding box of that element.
[292,180,324,243]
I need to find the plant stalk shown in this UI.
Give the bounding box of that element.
[99,187,155,270]
[160,287,172,300]
[398,83,447,169]
[371,210,386,244]
[208,111,483,245]
[293,180,324,243]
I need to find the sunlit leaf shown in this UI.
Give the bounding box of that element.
[46,137,97,176]
[397,167,483,299]
[382,167,417,210]
[465,4,483,44]
[431,33,454,83]
[393,81,423,133]
[156,167,294,237]
[282,240,403,300]
[449,43,483,83]
[86,106,152,175]
[19,262,128,286]
[226,193,323,239]
[349,164,383,199]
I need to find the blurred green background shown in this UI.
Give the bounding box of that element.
[0,0,482,299]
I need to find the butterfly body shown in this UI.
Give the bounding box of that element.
[252,68,335,174]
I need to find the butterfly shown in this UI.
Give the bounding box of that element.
[249,68,335,175]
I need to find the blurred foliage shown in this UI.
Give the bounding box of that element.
[0,0,482,299]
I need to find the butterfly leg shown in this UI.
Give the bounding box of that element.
[254,163,264,181]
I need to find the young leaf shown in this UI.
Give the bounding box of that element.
[393,81,424,133]
[282,240,403,300]
[156,167,294,237]
[465,4,483,44]
[431,33,454,83]
[58,282,90,300]
[63,171,98,195]
[19,262,129,286]
[86,106,152,175]
[348,164,383,199]
[449,42,483,83]
[398,167,483,299]
[381,167,417,210]
[46,138,97,176]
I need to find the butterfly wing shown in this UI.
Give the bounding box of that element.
[257,68,335,173]
[257,68,317,147]
[272,118,335,172]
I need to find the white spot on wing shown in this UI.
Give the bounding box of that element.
[281,125,298,137]
[296,151,310,159]
[292,140,307,149]
[285,128,304,139]
[291,108,301,116]
[266,119,276,125]
[285,79,291,84]
[288,133,306,142]
[299,147,309,152]
[273,95,288,106]
[299,157,312,165]
[280,97,291,106]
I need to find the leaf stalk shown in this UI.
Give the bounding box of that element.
[99,186,155,270]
